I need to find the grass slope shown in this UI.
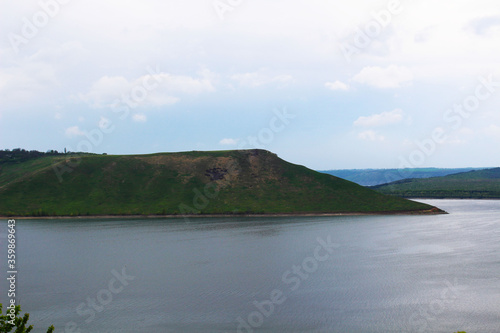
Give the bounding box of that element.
[0,149,439,216]
[372,168,500,199]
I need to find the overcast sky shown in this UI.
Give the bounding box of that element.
[1,0,500,169]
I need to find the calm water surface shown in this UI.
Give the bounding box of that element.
[1,199,499,332]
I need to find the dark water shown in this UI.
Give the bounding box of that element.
[1,200,499,332]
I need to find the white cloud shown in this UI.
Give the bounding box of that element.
[442,135,466,145]
[231,70,293,87]
[79,76,130,108]
[146,95,180,107]
[65,126,85,138]
[458,127,474,136]
[79,71,215,109]
[467,16,500,36]
[352,65,413,89]
[0,61,59,106]
[354,109,404,127]
[29,42,88,65]
[219,138,238,145]
[414,26,437,43]
[484,124,500,139]
[358,130,385,142]
[325,80,349,91]
[0,42,90,108]
[151,71,216,95]
[132,113,147,122]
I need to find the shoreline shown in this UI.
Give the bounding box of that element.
[408,197,500,200]
[1,208,446,220]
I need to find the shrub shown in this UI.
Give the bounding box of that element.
[0,304,54,333]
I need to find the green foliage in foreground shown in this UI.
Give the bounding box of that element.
[0,149,440,216]
[372,168,500,199]
[0,304,54,333]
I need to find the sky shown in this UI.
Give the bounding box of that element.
[1,0,500,170]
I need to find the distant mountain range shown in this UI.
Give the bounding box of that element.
[0,149,440,217]
[371,168,500,199]
[319,168,487,186]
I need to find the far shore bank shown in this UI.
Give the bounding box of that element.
[1,208,446,220]
[408,197,500,200]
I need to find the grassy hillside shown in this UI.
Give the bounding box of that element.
[320,168,483,186]
[0,149,440,216]
[372,168,500,199]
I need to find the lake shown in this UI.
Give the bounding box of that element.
[1,199,499,332]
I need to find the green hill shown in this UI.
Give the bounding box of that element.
[372,168,500,199]
[320,168,483,186]
[0,149,442,217]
